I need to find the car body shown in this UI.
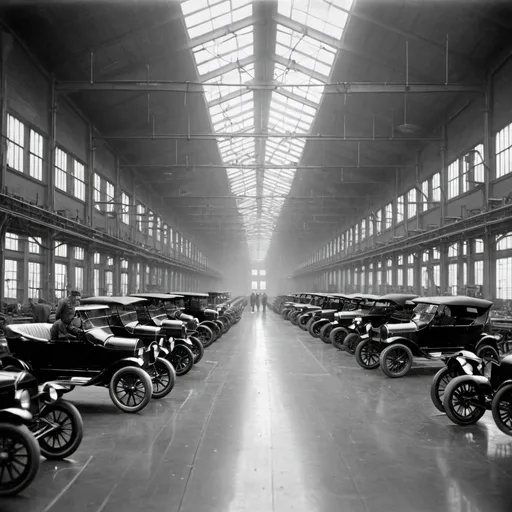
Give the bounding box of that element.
[208,291,232,313]
[356,296,498,378]
[1,305,157,413]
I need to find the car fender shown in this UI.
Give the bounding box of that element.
[495,379,512,394]
[90,357,146,385]
[200,321,219,332]
[475,336,499,352]
[0,355,32,372]
[379,336,421,356]
[175,337,193,346]
[313,318,329,327]
[0,408,32,423]
[460,375,494,394]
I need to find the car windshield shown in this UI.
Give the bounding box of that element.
[326,298,341,309]
[80,310,111,332]
[311,296,324,306]
[360,300,376,312]
[412,303,438,325]
[343,299,361,311]
[117,305,139,325]
[370,301,394,314]
[147,301,167,318]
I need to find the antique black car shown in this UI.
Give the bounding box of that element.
[130,293,205,365]
[341,294,417,354]
[2,305,157,413]
[288,293,332,325]
[299,293,358,337]
[325,294,380,346]
[81,296,192,378]
[280,293,310,319]
[170,291,223,345]
[355,296,499,378]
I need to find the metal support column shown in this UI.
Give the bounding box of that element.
[440,123,447,225]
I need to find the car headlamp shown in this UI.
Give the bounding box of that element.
[159,337,166,346]
[137,347,144,357]
[49,387,58,401]
[15,389,31,410]
[334,312,339,320]
[355,317,363,325]
[366,323,372,333]
[153,344,159,355]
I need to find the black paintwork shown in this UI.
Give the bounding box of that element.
[368,299,497,357]
[1,306,149,385]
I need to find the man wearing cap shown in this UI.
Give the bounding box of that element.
[50,290,81,339]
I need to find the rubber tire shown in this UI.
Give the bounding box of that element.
[218,316,230,332]
[331,327,349,350]
[319,323,334,344]
[36,400,84,460]
[380,343,414,378]
[298,314,310,330]
[197,325,214,348]
[171,344,194,377]
[343,333,361,355]
[355,339,381,370]
[150,357,176,399]
[109,366,153,414]
[290,311,301,325]
[0,423,40,497]
[443,376,486,426]
[309,319,326,338]
[491,383,512,436]
[214,320,225,336]
[430,366,459,413]
[476,344,500,363]
[189,336,205,364]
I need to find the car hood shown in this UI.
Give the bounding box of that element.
[316,308,338,316]
[385,321,418,335]
[125,321,162,337]
[104,335,143,352]
[336,309,363,319]
[0,370,36,390]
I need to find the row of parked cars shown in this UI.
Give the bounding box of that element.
[0,291,246,496]
[271,292,512,437]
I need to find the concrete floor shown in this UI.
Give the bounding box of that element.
[3,311,512,512]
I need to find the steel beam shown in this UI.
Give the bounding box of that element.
[55,80,484,95]
[120,163,413,170]
[95,133,442,142]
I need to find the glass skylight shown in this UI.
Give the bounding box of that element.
[181,0,354,261]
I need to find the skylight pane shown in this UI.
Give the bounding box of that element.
[181,0,353,261]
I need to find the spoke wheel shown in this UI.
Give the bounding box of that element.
[298,315,310,330]
[319,323,333,344]
[355,339,380,370]
[34,400,83,460]
[330,327,348,350]
[430,367,459,413]
[443,376,486,425]
[343,333,361,355]
[0,423,40,496]
[476,344,500,363]
[492,384,512,436]
[109,367,152,413]
[171,345,194,376]
[380,344,413,378]
[197,325,214,348]
[189,336,205,364]
[150,357,176,399]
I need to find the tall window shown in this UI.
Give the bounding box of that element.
[448,263,458,295]
[54,263,67,299]
[93,269,100,296]
[407,189,417,219]
[28,262,41,299]
[74,247,85,260]
[4,260,17,299]
[496,122,512,178]
[148,211,154,237]
[385,203,392,229]
[448,161,459,199]
[93,174,102,210]
[121,192,131,225]
[462,143,485,191]
[474,261,483,286]
[497,257,512,299]
[448,243,458,258]
[396,196,404,224]
[163,224,169,246]
[29,129,43,181]
[75,266,84,292]
[5,232,19,251]
[55,148,68,191]
[407,268,414,289]
[432,173,441,202]
[54,241,67,258]
[497,233,512,251]
[420,179,429,212]
[120,273,128,296]
[73,160,85,201]
[137,204,145,232]
[156,217,162,242]
[360,219,366,241]
[29,237,41,254]
[94,252,101,265]
[475,239,484,253]
[7,114,24,172]
[105,180,115,212]
[367,216,373,237]
[375,210,382,234]
[105,271,113,296]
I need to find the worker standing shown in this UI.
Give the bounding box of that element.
[256,293,260,312]
[250,292,256,312]
[262,293,267,313]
